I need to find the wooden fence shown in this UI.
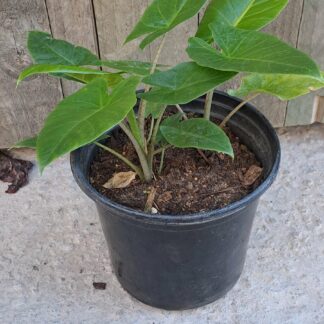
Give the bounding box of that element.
[0,0,323,147]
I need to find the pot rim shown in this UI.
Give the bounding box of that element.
[70,91,281,225]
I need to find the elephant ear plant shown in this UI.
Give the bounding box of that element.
[17,0,324,188]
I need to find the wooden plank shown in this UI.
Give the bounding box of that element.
[45,0,99,96]
[0,0,62,148]
[92,0,151,62]
[313,96,324,123]
[285,0,324,126]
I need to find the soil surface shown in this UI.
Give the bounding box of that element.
[90,118,263,215]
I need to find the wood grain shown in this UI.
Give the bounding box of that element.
[45,0,99,96]
[92,0,152,62]
[0,0,62,148]
[285,0,324,126]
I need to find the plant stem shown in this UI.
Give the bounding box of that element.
[154,144,172,155]
[147,118,155,144]
[127,109,144,149]
[94,141,145,181]
[204,90,214,120]
[220,93,259,128]
[158,148,166,175]
[175,104,188,120]
[138,35,167,144]
[119,122,152,182]
[147,108,166,170]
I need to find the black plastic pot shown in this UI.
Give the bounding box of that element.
[70,91,280,310]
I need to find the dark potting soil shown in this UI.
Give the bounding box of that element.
[89,120,263,215]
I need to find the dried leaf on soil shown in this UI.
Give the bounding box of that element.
[103,171,136,189]
[242,165,263,186]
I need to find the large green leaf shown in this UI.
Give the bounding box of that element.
[56,72,123,87]
[17,64,109,84]
[188,24,321,77]
[237,0,288,30]
[160,117,234,157]
[28,31,100,66]
[125,0,208,49]
[27,31,159,77]
[17,64,123,87]
[197,0,288,41]
[37,77,140,171]
[139,62,236,104]
[229,72,324,100]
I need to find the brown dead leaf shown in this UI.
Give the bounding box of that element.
[242,165,263,186]
[103,171,136,189]
[158,191,172,203]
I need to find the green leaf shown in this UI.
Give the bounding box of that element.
[27,31,159,77]
[156,113,182,145]
[144,102,166,118]
[28,31,100,66]
[160,117,234,157]
[197,0,288,41]
[14,137,37,149]
[125,0,208,49]
[36,77,140,171]
[17,64,109,85]
[188,24,321,77]
[237,0,289,30]
[59,73,123,87]
[229,72,324,100]
[139,62,236,104]
[102,60,162,76]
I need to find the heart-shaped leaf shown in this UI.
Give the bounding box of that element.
[188,24,321,77]
[160,117,234,157]
[140,62,236,104]
[197,0,288,41]
[125,0,208,49]
[27,32,153,76]
[229,72,324,100]
[37,77,140,171]
[28,31,100,66]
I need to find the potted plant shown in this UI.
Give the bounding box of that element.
[16,0,323,310]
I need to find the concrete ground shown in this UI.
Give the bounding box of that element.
[0,124,323,324]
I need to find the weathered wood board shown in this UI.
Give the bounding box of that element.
[285,0,324,126]
[45,0,99,96]
[92,0,152,62]
[0,0,62,148]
